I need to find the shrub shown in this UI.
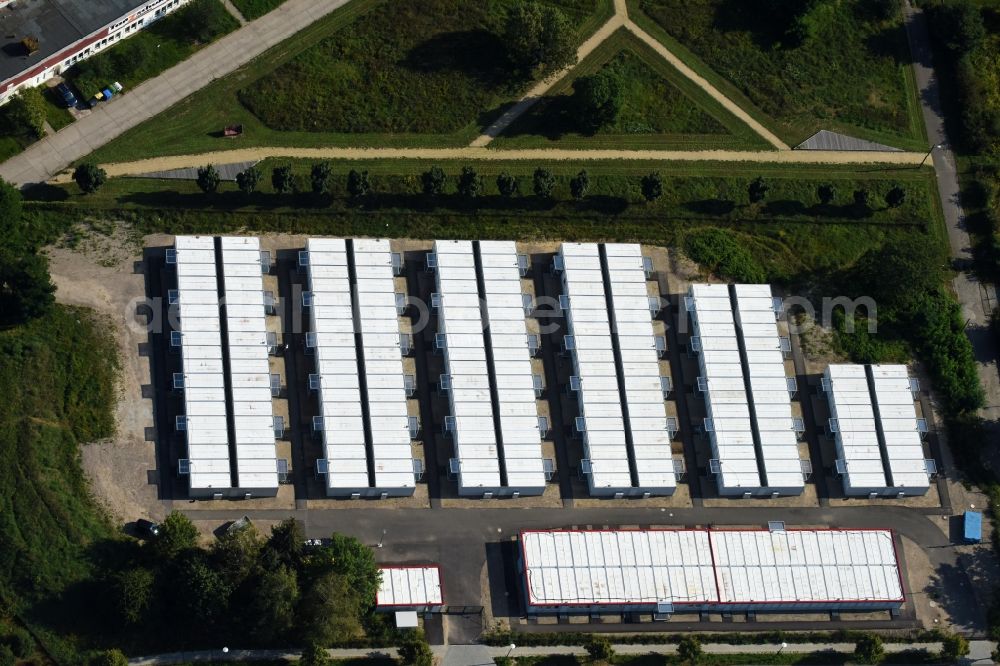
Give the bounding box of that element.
[196,164,221,194]
[854,634,884,664]
[584,635,613,662]
[496,172,518,198]
[677,635,703,664]
[641,171,663,202]
[73,163,107,194]
[422,167,446,196]
[533,168,556,198]
[91,649,128,666]
[941,633,970,661]
[299,643,330,666]
[817,183,836,205]
[398,632,434,666]
[457,166,484,199]
[886,185,906,208]
[272,166,294,194]
[570,170,590,200]
[748,176,769,204]
[311,162,333,195]
[347,169,370,198]
[236,166,262,195]
[684,228,766,283]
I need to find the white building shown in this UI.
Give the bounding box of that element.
[0,0,192,105]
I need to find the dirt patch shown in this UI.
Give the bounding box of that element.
[47,220,165,524]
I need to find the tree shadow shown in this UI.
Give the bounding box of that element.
[22,183,70,202]
[713,0,799,50]
[763,199,807,216]
[401,30,510,88]
[864,24,913,65]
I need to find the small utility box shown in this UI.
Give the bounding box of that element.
[963,510,982,544]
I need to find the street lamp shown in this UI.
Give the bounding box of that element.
[376,528,386,548]
[920,143,944,167]
[222,647,229,655]
[778,642,788,655]
[505,643,516,658]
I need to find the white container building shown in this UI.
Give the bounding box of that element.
[520,528,904,614]
[376,566,445,612]
[823,364,931,496]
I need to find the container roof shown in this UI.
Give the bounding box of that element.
[376,566,443,606]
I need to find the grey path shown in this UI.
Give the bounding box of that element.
[0,0,350,187]
[220,0,248,26]
[795,130,904,152]
[903,0,1000,429]
[137,160,258,181]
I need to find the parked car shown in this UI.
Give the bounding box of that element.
[55,83,77,108]
[136,518,160,538]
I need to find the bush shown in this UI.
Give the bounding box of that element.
[684,228,766,283]
[91,649,128,666]
[817,183,836,205]
[237,166,262,195]
[311,162,333,196]
[748,176,769,204]
[272,166,294,194]
[497,172,519,198]
[196,164,221,194]
[422,167,446,197]
[347,169,371,198]
[457,166,484,199]
[533,168,556,198]
[854,634,884,664]
[73,163,107,194]
[172,0,240,44]
[570,170,590,200]
[584,635,613,662]
[641,171,663,202]
[677,635,703,664]
[398,632,434,666]
[941,633,969,661]
[299,642,330,666]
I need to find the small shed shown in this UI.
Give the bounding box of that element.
[964,511,982,543]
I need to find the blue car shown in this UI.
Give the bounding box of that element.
[55,83,77,108]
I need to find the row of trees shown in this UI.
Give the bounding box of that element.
[69,161,910,213]
[0,178,54,327]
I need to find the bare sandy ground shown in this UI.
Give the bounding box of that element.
[47,223,167,524]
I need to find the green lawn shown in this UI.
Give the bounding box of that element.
[64,0,239,100]
[629,0,927,150]
[231,0,288,19]
[83,0,613,164]
[493,30,770,150]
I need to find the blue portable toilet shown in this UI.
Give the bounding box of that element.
[963,511,982,543]
[102,88,114,100]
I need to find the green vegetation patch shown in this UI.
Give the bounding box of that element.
[231,0,288,20]
[495,30,769,150]
[66,0,240,99]
[238,0,603,135]
[630,0,925,148]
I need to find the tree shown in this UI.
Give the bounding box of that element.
[398,632,434,666]
[325,533,381,609]
[196,164,221,194]
[171,552,231,634]
[641,171,664,202]
[347,169,370,198]
[212,522,263,587]
[73,163,107,194]
[941,633,970,661]
[932,1,986,54]
[817,183,836,205]
[0,250,54,326]
[299,643,330,666]
[496,172,519,198]
[853,188,872,215]
[236,165,262,195]
[422,166,446,196]
[113,566,155,626]
[456,166,484,199]
[572,69,624,132]
[1,627,32,659]
[0,645,13,666]
[265,518,306,569]
[677,636,703,665]
[748,176,769,204]
[272,166,294,195]
[246,565,299,644]
[310,162,333,196]
[533,168,556,198]
[7,87,46,139]
[297,570,363,645]
[854,634,884,665]
[569,170,590,200]
[885,185,906,208]
[503,2,577,75]
[90,649,128,666]
[845,235,947,314]
[173,0,235,44]
[584,635,613,662]
[151,510,199,560]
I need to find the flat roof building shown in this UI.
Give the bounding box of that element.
[520,528,904,614]
[170,235,279,498]
[431,240,547,497]
[376,566,444,611]
[556,243,680,497]
[686,283,806,496]
[823,364,932,496]
[0,0,194,104]
[303,238,417,498]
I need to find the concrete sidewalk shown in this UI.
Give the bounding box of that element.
[0,0,350,187]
